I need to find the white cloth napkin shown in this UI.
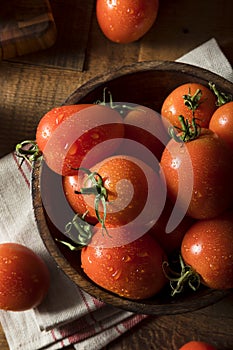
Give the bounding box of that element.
[0,37,232,350]
[176,38,233,83]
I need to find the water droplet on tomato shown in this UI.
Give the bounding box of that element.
[122,255,131,262]
[112,269,122,280]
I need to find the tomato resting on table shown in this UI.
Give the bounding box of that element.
[96,0,159,44]
[161,83,217,128]
[181,210,233,290]
[0,243,50,311]
[160,124,233,220]
[179,340,217,350]
[81,225,167,299]
[36,104,124,176]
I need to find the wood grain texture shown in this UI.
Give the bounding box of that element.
[0,0,56,60]
[0,0,233,349]
[6,0,95,71]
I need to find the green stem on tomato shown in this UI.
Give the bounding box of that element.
[168,115,201,143]
[15,140,42,166]
[183,88,202,115]
[56,212,94,250]
[95,87,136,116]
[209,81,232,106]
[163,255,201,296]
[73,167,109,234]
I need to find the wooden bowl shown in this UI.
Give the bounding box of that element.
[32,61,232,315]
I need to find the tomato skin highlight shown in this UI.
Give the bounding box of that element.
[36,105,92,152]
[81,226,167,299]
[66,155,166,228]
[96,0,159,44]
[181,211,233,290]
[209,101,233,153]
[0,243,50,311]
[161,83,217,128]
[179,340,217,350]
[160,128,233,219]
[36,104,124,176]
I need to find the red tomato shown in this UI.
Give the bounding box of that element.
[149,198,195,255]
[0,243,50,311]
[36,105,92,152]
[179,340,217,350]
[160,128,233,219]
[63,174,98,225]
[116,105,170,166]
[209,101,233,153]
[36,104,124,176]
[81,225,167,299]
[161,83,217,128]
[181,210,233,290]
[64,155,166,228]
[96,0,159,44]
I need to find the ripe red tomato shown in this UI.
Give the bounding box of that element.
[209,101,233,153]
[81,225,167,299]
[36,104,124,176]
[160,127,233,219]
[0,243,50,311]
[181,210,233,290]
[36,105,92,152]
[96,0,159,44]
[179,340,217,350]
[149,198,195,255]
[64,155,166,229]
[116,105,170,165]
[161,83,216,128]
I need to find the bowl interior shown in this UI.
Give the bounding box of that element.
[32,61,232,315]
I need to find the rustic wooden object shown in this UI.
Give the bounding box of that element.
[0,0,57,60]
[31,61,232,316]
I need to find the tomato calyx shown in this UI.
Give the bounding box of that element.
[56,212,94,250]
[96,87,135,116]
[15,140,42,166]
[73,167,109,232]
[209,81,232,106]
[169,115,201,142]
[183,88,202,115]
[163,255,201,296]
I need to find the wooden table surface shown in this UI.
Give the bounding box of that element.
[0,0,233,349]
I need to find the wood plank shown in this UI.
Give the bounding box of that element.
[0,0,56,60]
[139,0,233,63]
[5,0,95,71]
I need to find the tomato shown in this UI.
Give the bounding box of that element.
[36,105,92,152]
[209,101,233,153]
[0,243,50,311]
[116,105,170,166]
[179,340,217,350]
[149,198,195,255]
[36,104,124,176]
[64,155,166,229]
[81,225,167,299]
[161,83,217,128]
[63,174,98,225]
[160,127,233,219]
[96,0,159,44]
[181,210,233,290]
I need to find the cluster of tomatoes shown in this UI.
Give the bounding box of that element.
[15,80,233,305]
